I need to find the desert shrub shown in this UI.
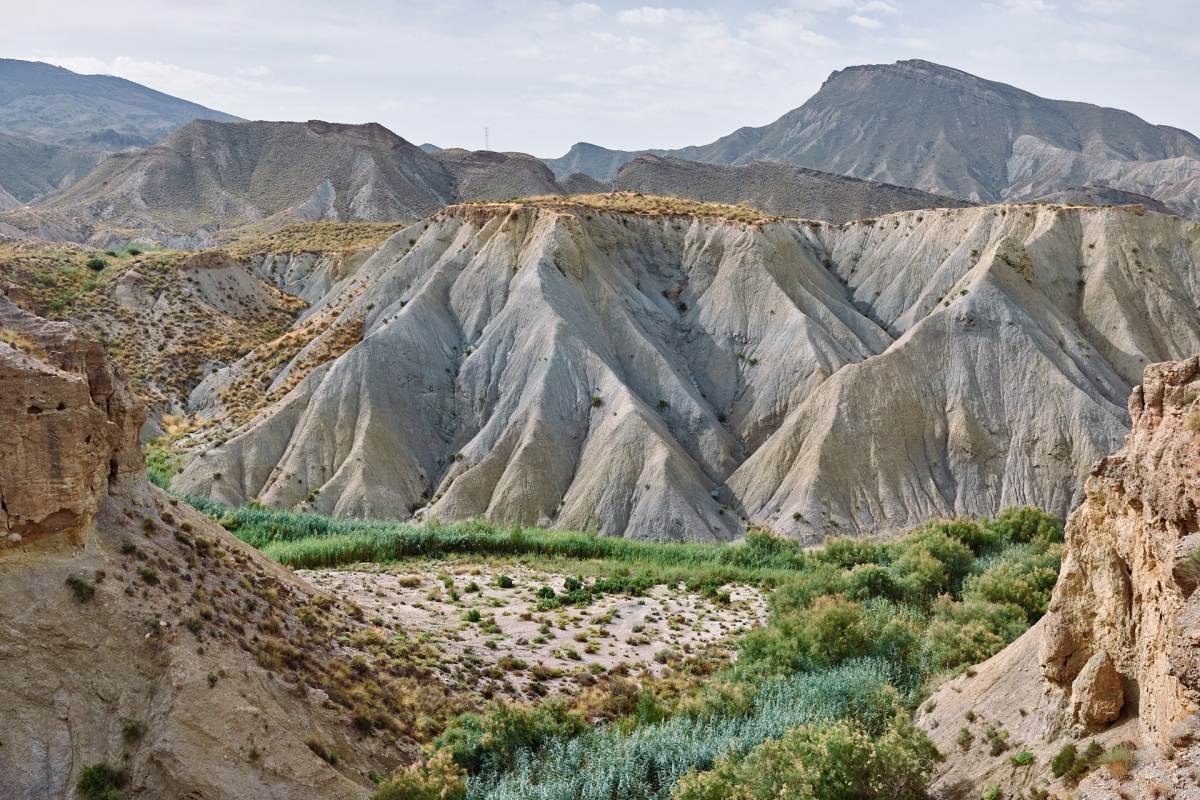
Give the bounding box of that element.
[436,699,586,774]
[671,713,939,800]
[815,537,883,569]
[1098,745,1136,780]
[76,762,128,800]
[887,529,974,604]
[373,750,465,800]
[85,257,108,271]
[495,574,514,589]
[922,596,1027,671]
[66,574,96,602]
[962,543,1061,622]
[738,595,870,676]
[466,660,902,800]
[985,506,1063,545]
[842,563,903,602]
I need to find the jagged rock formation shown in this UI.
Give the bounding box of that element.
[918,357,1200,798]
[0,298,142,545]
[611,155,973,223]
[171,199,1200,542]
[550,60,1200,218]
[0,305,431,798]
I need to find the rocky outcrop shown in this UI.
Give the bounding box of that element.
[172,201,1200,541]
[0,296,142,545]
[0,309,432,798]
[1039,356,1200,742]
[918,356,1200,798]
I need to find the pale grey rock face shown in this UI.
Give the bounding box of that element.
[174,202,1200,542]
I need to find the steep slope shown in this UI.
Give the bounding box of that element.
[1034,184,1173,215]
[0,303,459,798]
[15,119,458,247]
[918,357,1200,799]
[430,148,565,201]
[543,141,661,181]
[552,60,1200,218]
[0,131,102,204]
[170,199,1200,541]
[0,58,240,149]
[612,155,973,222]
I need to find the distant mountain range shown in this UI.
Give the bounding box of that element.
[2,57,1196,248]
[0,59,239,205]
[545,60,1200,218]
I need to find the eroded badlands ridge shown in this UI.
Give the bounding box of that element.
[174,199,1200,541]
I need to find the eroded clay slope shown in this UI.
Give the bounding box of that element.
[0,305,444,798]
[173,201,1200,541]
[918,357,1200,798]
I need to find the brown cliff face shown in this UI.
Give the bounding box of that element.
[918,356,1200,798]
[0,308,434,799]
[1040,355,1200,744]
[0,296,142,546]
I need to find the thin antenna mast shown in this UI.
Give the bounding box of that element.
[484,126,489,150]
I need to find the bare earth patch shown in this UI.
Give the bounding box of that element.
[298,562,767,702]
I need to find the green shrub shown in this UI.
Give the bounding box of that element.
[985,506,1063,545]
[495,574,515,589]
[85,257,108,271]
[962,543,1061,623]
[922,596,1026,671]
[672,714,939,800]
[76,763,128,800]
[435,699,585,774]
[372,750,464,800]
[66,575,96,602]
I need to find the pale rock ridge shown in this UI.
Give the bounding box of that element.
[173,202,1200,541]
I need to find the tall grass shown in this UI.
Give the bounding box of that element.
[467,659,901,800]
[184,500,811,582]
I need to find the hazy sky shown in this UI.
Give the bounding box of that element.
[7,0,1198,156]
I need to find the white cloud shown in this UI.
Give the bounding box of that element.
[848,13,883,28]
[310,53,334,64]
[1057,40,1138,63]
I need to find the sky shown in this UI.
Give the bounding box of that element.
[6,0,1199,157]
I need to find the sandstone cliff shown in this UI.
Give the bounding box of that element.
[918,357,1200,798]
[0,306,439,798]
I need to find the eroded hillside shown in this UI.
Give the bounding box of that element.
[0,303,460,799]
[166,197,1200,541]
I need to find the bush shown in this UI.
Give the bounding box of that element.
[922,596,1026,671]
[985,506,1063,545]
[66,574,96,602]
[372,750,464,800]
[672,714,939,800]
[888,529,974,604]
[76,763,128,800]
[85,257,108,271]
[435,699,586,774]
[495,574,514,589]
[962,543,1060,623]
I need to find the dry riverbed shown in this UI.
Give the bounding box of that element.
[298,562,767,701]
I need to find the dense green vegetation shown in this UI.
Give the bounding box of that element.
[183,496,1063,800]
